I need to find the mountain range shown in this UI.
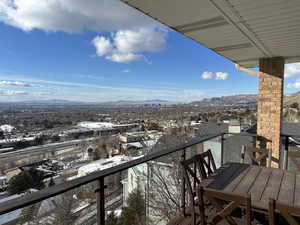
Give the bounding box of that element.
[190,94,257,107]
[2,92,300,107]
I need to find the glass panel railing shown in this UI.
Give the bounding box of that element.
[283,135,300,172]
[202,136,222,168]
[114,147,191,225]
[0,184,98,225]
[0,133,223,225]
[223,133,254,164]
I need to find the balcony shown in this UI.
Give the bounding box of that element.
[0,131,299,225]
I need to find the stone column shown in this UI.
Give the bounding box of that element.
[257,57,284,168]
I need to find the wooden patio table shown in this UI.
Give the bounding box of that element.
[199,162,300,213]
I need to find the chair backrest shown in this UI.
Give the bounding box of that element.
[181,154,203,200]
[241,147,272,167]
[269,199,300,225]
[181,154,204,225]
[180,150,217,225]
[198,149,217,179]
[197,187,252,225]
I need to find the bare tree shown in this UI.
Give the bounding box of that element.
[93,135,119,160]
[51,190,78,225]
[77,182,96,203]
[143,127,195,224]
[147,160,182,224]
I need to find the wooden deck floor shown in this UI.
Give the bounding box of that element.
[206,163,300,211]
[167,207,249,225]
[168,163,300,225]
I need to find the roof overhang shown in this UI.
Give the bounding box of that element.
[121,0,300,68]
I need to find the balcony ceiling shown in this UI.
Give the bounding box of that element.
[121,0,300,68]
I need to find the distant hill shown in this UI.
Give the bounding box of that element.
[190,92,300,108]
[17,99,85,105]
[98,99,174,105]
[3,93,300,107]
[284,92,300,106]
[191,94,257,107]
[0,99,174,106]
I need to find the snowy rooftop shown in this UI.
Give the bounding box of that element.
[78,155,135,175]
[0,136,35,144]
[0,137,96,156]
[0,124,14,133]
[77,121,114,130]
[122,140,157,150]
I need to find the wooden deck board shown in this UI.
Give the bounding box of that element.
[248,167,273,201]
[172,163,300,225]
[234,166,262,195]
[201,163,300,211]
[260,168,284,204]
[294,174,300,206]
[223,166,251,192]
[206,163,249,190]
[278,171,296,205]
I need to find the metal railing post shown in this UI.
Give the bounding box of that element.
[252,136,256,148]
[267,148,272,168]
[181,148,186,216]
[221,134,225,166]
[283,136,289,170]
[252,136,257,164]
[96,177,106,225]
[241,145,245,164]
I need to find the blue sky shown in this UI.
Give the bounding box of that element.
[0,0,299,102]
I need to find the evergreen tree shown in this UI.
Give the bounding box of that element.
[119,188,146,225]
[49,177,55,187]
[106,211,119,225]
[7,168,45,195]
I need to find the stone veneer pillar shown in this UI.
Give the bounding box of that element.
[257,57,284,168]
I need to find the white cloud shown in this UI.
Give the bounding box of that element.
[202,72,215,79]
[285,63,300,78]
[92,28,167,63]
[0,89,29,95]
[0,73,208,102]
[285,63,300,88]
[0,0,156,32]
[121,69,130,73]
[32,91,52,97]
[113,29,166,53]
[215,72,229,80]
[0,80,38,87]
[106,52,144,63]
[287,79,300,89]
[201,72,229,80]
[91,36,112,56]
[0,1,167,63]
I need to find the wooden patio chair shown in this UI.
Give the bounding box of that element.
[198,149,217,179]
[269,199,300,225]
[179,150,217,225]
[241,146,272,167]
[180,154,204,225]
[197,187,252,225]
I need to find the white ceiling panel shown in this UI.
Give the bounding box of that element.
[122,0,300,67]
